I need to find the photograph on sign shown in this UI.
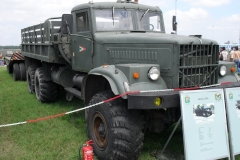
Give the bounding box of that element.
[224,88,240,158]
[180,89,230,160]
[236,100,240,118]
[193,103,215,124]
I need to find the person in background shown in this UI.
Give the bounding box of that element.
[233,46,240,73]
[219,47,228,61]
[0,53,2,66]
[219,47,223,60]
[229,47,234,62]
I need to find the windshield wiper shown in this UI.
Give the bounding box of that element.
[112,7,114,25]
[140,9,149,21]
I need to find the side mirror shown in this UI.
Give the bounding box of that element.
[172,16,177,32]
[61,14,73,34]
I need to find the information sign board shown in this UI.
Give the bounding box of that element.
[180,89,230,160]
[224,87,240,159]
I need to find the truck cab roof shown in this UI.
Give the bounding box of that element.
[71,2,162,13]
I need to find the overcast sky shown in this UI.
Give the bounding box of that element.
[0,0,240,45]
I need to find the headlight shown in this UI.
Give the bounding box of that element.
[219,65,227,76]
[148,67,160,80]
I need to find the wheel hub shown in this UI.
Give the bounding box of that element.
[92,112,108,150]
[98,123,105,138]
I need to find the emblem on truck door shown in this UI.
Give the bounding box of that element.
[79,46,86,52]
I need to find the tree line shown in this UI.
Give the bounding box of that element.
[0,46,21,49]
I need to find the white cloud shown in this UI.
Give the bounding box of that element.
[216,14,240,43]
[182,0,230,7]
[164,8,209,34]
[225,14,240,23]
[140,0,167,7]
[164,8,240,44]
[0,0,239,45]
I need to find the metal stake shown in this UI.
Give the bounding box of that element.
[160,116,182,155]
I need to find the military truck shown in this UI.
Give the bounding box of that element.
[195,106,213,117]
[9,0,240,159]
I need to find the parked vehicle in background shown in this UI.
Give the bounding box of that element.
[4,51,25,81]
[5,0,240,159]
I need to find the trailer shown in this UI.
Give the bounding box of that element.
[4,51,25,81]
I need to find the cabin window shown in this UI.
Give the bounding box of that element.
[76,12,89,32]
[94,9,133,31]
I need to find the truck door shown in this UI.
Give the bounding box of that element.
[71,10,93,72]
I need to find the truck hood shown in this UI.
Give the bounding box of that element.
[93,32,218,45]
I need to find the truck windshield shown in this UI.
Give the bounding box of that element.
[136,11,161,31]
[94,9,133,31]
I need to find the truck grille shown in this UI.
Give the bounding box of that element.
[179,44,219,88]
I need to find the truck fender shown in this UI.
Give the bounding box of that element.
[88,65,129,97]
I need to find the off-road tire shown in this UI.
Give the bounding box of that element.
[27,66,37,93]
[7,64,13,73]
[19,63,26,81]
[34,67,57,103]
[13,63,20,81]
[87,91,144,160]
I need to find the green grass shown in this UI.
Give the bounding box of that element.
[0,67,87,160]
[0,66,239,160]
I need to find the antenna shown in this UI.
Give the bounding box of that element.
[174,0,177,34]
[175,0,177,17]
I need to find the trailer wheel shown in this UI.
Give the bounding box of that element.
[13,63,20,81]
[27,66,37,93]
[34,67,57,103]
[19,63,26,81]
[87,91,144,160]
[7,64,13,73]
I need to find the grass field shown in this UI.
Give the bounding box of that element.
[0,66,239,160]
[0,66,171,160]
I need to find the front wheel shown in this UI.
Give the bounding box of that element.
[87,91,144,160]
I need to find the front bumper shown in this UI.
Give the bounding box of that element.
[128,82,240,110]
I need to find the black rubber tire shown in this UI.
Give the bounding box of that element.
[34,67,57,103]
[87,91,144,160]
[27,66,37,93]
[13,63,20,81]
[7,64,13,73]
[19,63,26,81]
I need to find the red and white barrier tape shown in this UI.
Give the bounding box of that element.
[0,82,232,128]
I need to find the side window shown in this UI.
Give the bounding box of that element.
[76,12,89,32]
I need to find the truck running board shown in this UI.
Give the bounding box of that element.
[64,87,82,101]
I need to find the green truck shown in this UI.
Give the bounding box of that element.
[7,0,240,159]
